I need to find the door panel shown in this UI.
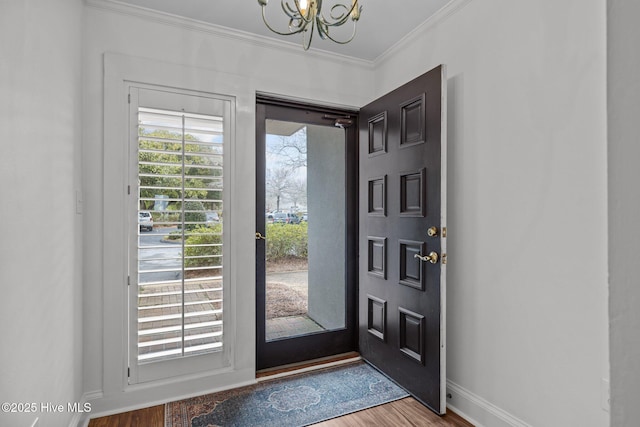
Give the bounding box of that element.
[359,65,446,413]
[256,100,358,370]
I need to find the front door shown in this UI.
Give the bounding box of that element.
[359,65,447,413]
[256,99,358,370]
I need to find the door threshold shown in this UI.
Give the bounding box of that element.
[256,351,361,381]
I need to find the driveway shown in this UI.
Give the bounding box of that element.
[139,226,181,283]
[266,270,308,294]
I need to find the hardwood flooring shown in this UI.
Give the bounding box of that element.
[314,398,473,427]
[88,405,164,427]
[88,397,472,427]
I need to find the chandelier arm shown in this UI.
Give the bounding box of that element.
[282,1,298,19]
[316,19,329,40]
[318,15,350,28]
[302,18,315,50]
[320,2,359,27]
[327,4,351,25]
[288,17,309,32]
[261,6,308,36]
[318,20,358,45]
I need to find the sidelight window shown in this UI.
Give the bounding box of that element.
[128,87,232,383]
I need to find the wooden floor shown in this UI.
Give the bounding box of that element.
[89,405,164,427]
[88,397,472,427]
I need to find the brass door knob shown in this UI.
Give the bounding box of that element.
[427,226,438,237]
[414,252,439,264]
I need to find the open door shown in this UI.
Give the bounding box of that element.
[358,65,447,414]
[256,99,358,370]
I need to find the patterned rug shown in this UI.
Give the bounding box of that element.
[165,361,408,427]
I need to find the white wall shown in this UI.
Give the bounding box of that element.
[607,1,640,425]
[374,1,609,426]
[0,1,84,427]
[82,2,373,415]
[307,125,346,329]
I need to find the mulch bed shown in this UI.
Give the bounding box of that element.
[266,282,307,319]
[266,257,309,318]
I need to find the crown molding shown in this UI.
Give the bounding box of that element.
[84,0,374,70]
[373,0,473,67]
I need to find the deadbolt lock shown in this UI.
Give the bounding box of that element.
[414,252,439,264]
[427,226,438,237]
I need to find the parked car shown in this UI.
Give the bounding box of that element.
[206,212,220,225]
[272,212,300,224]
[300,212,308,222]
[139,211,153,231]
[265,212,274,223]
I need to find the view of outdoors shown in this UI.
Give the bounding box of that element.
[264,120,346,341]
[265,122,312,340]
[135,107,224,363]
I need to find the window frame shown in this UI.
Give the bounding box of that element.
[102,53,256,399]
[127,85,233,384]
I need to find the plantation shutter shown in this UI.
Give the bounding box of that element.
[129,87,231,383]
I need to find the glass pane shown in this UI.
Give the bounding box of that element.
[137,108,224,363]
[264,120,346,341]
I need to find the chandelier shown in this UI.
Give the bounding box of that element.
[257,0,362,50]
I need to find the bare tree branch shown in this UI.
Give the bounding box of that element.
[286,178,307,209]
[266,167,294,212]
[268,128,307,169]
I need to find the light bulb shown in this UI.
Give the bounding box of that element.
[351,0,360,21]
[299,0,309,16]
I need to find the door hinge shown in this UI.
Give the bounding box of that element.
[128,93,131,104]
[442,227,447,238]
[127,367,130,377]
[127,185,131,195]
[127,276,130,286]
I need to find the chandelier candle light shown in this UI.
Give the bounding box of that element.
[258,0,362,50]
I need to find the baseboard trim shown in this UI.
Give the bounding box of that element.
[68,412,83,427]
[70,391,101,427]
[447,380,533,427]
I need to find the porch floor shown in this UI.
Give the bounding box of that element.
[266,314,324,340]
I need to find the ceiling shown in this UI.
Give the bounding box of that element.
[113,0,453,61]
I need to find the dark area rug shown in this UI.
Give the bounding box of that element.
[165,361,408,427]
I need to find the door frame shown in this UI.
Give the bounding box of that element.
[255,94,359,370]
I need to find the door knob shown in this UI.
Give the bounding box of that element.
[427,226,438,237]
[414,252,439,264]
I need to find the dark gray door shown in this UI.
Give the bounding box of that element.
[359,65,447,414]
